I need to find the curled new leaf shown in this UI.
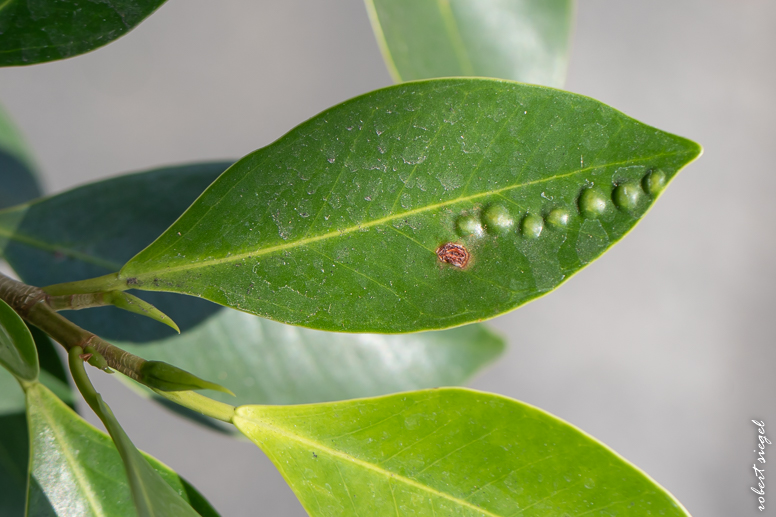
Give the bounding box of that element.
[140,360,234,395]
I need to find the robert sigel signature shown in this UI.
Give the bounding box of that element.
[752,420,771,512]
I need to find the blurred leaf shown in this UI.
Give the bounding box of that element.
[0,411,27,516]
[0,103,40,209]
[114,79,701,332]
[25,382,219,517]
[0,162,230,341]
[0,0,168,67]
[117,309,503,415]
[0,298,38,382]
[235,388,690,516]
[365,0,575,87]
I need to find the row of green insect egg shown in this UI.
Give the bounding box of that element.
[455,169,666,240]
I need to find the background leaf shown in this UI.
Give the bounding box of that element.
[25,382,219,517]
[0,162,231,341]
[119,79,701,333]
[0,102,40,209]
[365,0,575,87]
[235,388,690,516]
[0,0,168,67]
[0,410,27,516]
[117,309,504,409]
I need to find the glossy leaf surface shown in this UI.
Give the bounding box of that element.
[365,0,574,87]
[0,162,230,341]
[117,310,503,408]
[0,0,168,67]
[0,298,37,382]
[25,382,218,517]
[0,103,40,209]
[0,327,72,515]
[235,388,689,516]
[0,327,73,515]
[119,79,701,333]
[69,348,204,517]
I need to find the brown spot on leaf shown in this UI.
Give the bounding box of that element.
[126,278,139,286]
[436,242,470,268]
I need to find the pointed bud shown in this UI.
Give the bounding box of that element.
[139,361,234,395]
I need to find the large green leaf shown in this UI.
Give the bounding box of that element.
[117,310,503,409]
[0,0,168,67]
[365,0,575,87]
[0,162,231,341]
[0,103,40,209]
[235,388,689,516]
[25,382,219,517]
[109,79,700,333]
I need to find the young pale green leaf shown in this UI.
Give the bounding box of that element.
[113,79,701,333]
[0,0,168,67]
[0,298,37,383]
[0,162,230,342]
[116,309,503,410]
[365,0,575,87]
[0,103,40,209]
[25,382,219,517]
[235,388,690,517]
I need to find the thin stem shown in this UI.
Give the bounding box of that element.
[67,346,102,414]
[0,272,146,380]
[0,272,235,425]
[47,292,111,311]
[152,389,235,423]
[43,272,125,296]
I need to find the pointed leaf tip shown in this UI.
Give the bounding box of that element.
[108,292,181,333]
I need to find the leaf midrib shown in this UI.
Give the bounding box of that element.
[235,413,502,517]
[126,150,688,280]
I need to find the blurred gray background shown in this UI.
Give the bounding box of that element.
[1,0,774,515]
